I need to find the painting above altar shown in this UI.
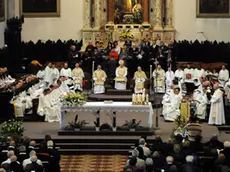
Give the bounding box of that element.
[114,0,143,24]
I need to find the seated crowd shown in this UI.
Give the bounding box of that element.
[125,134,230,172]
[0,135,60,172]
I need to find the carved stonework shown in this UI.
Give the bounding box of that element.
[94,0,101,30]
[100,0,107,27]
[149,0,156,26]
[154,0,163,30]
[83,0,91,30]
[166,0,173,29]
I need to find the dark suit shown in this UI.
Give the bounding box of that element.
[179,162,201,172]
[24,162,43,172]
[46,148,61,172]
[9,162,23,172]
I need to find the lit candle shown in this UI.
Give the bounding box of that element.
[132,94,136,103]
[137,94,141,102]
[146,94,149,103]
[142,93,145,102]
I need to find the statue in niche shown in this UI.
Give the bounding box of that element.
[114,0,143,24]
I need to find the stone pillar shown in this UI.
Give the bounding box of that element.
[100,0,107,27]
[94,0,101,30]
[165,0,173,29]
[154,0,163,30]
[83,0,92,30]
[107,0,114,24]
[142,0,149,25]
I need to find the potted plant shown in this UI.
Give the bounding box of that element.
[122,119,141,131]
[0,119,24,143]
[68,115,88,131]
[99,123,112,131]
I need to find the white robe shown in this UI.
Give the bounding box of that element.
[224,80,230,101]
[44,66,53,86]
[208,89,225,125]
[60,68,72,85]
[115,68,127,90]
[36,70,45,81]
[175,69,184,82]
[163,93,181,121]
[51,68,60,84]
[194,69,206,81]
[44,93,60,122]
[184,68,194,83]
[165,71,175,91]
[218,69,229,87]
[193,90,208,119]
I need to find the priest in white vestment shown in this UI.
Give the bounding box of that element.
[133,66,147,94]
[193,87,208,120]
[175,67,184,93]
[162,87,182,121]
[218,65,229,87]
[165,67,175,91]
[44,63,53,87]
[93,65,107,94]
[184,64,195,83]
[114,60,128,90]
[60,63,72,85]
[208,83,225,125]
[224,79,230,102]
[72,63,84,91]
[194,67,206,83]
[36,68,45,82]
[153,64,165,93]
[51,64,60,85]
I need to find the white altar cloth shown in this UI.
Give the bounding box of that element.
[60,102,153,129]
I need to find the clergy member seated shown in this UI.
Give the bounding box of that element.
[208,83,225,125]
[114,60,128,90]
[60,63,72,86]
[153,64,166,93]
[133,66,147,94]
[51,64,60,85]
[218,65,229,87]
[93,65,107,94]
[72,63,84,91]
[162,87,182,122]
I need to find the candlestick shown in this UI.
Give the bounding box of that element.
[146,94,149,103]
[142,93,145,102]
[132,94,135,103]
[137,94,141,103]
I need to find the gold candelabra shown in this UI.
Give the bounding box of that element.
[132,89,149,105]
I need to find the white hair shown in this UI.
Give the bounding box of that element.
[139,138,145,145]
[166,156,174,164]
[29,150,36,157]
[30,155,38,162]
[186,155,194,163]
[224,141,230,148]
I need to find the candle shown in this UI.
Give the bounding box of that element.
[137,94,141,102]
[146,94,149,103]
[142,93,145,102]
[143,89,145,94]
[132,94,136,103]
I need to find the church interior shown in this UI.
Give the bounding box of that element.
[1,0,230,171]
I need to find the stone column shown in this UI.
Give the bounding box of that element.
[107,0,114,24]
[100,0,107,27]
[165,0,173,29]
[142,0,149,25]
[83,0,92,30]
[94,0,101,30]
[154,0,163,30]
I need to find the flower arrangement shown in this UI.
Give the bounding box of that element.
[120,29,134,39]
[173,114,189,137]
[60,92,87,106]
[0,119,24,138]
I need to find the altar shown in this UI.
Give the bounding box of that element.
[82,0,175,50]
[60,102,153,130]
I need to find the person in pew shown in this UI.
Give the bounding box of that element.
[68,45,81,69]
[180,155,201,172]
[46,141,60,172]
[153,64,166,93]
[24,155,43,172]
[27,141,36,155]
[163,156,177,172]
[126,149,146,171]
[218,65,229,87]
[18,146,28,164]
[133,66,147,94]
[1,151,15,166]
[44,62,53,87]
[39,135,53,152]
[23,151,42,170]
[9,155,23,172]
[85,41,95,58]
[51,63,59,85]
[114,59,128,90]
[205,134,224,150]
[60,63,72,86]
[208,83,225,125]
[93,65,107,94]
[162,87,182,122]
[72,63,84,92]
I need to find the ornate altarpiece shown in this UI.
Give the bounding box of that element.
[82,0,175,50]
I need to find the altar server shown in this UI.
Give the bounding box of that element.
[93,65,107,94]
[72,63,84,91]
[44,63,53,87]
[162,87,182,121]
[51,64,60,85]
[208,83,225,125]
[175,67,184,81]
[193,87,208,120]
[60,63,72,85]
[133,66,147,94]
[114,59,128,90]
[165,67,175,91]
[194,67,206,82]
[153,64,166,93]
[218,65,229,87]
